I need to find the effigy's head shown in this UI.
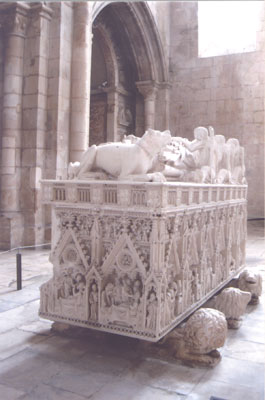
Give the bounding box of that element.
[194,126,208,141]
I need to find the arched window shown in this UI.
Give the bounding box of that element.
[198,1,263,58]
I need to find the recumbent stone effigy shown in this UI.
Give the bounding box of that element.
[40,127,247,341]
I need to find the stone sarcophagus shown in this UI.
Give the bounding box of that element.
[40,180,247,341]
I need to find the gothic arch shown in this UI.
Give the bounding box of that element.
[93,24,118,88]
[92,1,168,84]
[89,2,170,144]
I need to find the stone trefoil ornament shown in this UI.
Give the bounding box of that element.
[40,126,247,341]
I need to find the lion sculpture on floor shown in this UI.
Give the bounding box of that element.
[68,128,171,182]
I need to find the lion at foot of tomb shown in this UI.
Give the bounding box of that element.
[68,129,171,182]
[158,308,227,367]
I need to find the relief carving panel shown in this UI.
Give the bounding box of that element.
[40,181,247,341]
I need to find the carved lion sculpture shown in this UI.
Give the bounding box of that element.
[237,269,262,305]
[68,128,172,182]
[162,308,227,367]
[206,287,251,329]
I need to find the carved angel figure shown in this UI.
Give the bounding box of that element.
[158,126,246,184]
[161,126,214,183]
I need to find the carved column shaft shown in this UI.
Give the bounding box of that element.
[69,2,93,162]
[136,81,158,130]
[106,88,119,142]
[21,3,52,245]
[0,4,30,248]
[0,4,29,209]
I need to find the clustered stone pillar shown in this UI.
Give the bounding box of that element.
[136,81,158,130]
[0,3,29,248]
[22,3,52,245]
[70,2,93,162]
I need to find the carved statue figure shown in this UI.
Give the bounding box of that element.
[237,269,262,305]
[206,287,251,328]
[130,279,142,316]
[159,126,246,184]
[89,282,98,320]
[161,126,214,183]
[74,273,86,296]
[146,291,158,330]
[101,282,114,308]
[57,269,74,299]
[67,125,246,185]
[68,128,171,182]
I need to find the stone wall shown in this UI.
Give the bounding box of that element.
[168,2,264,218]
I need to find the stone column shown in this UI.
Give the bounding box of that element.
[0,3,30,249]
[136,81,158,130]
[161,82,171,130]
[21,3,52,245]
[69,2,93,162]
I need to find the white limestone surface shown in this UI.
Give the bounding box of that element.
[40,180,247,341]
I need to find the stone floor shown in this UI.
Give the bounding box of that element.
[0,220,264,400]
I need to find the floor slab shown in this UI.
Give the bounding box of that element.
[0,221,264,400]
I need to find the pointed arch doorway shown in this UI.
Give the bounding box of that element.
[89,2,170,146]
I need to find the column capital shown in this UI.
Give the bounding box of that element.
[0,2,30,37]
[158,81,172,90]
[30,3,53,21]
[136,80,159,100]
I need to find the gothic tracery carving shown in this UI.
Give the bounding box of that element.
[40,179,247,341]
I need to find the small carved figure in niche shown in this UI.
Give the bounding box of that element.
[130,279,142,316]
[58,268,74,299]
[165,288,175,324]
[121,253,133,268]
[120,276,133,305]
[40,281,50,313]
[119,107,133,127]
[89,282,98,321]
[74,273,86,296]
[101,282,114,308]
[146,291,158,330]
[191,270,198,300]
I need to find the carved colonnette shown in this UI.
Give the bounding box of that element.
[40,180,247,341]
